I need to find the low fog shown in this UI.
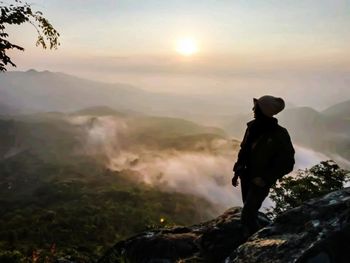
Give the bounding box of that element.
[68,115,339,211]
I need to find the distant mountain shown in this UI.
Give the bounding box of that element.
[279,106,350,162]
[0,102,19,115]
[128,116,226,140]
[278,107,328,145]
[0,107,228,161]
[224,102,350,162]
[0,70,214,116]
[73,106,127,117]
[0,70,145,112]
[323,99,350,119]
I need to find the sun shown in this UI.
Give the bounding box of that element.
[176,38,198,56]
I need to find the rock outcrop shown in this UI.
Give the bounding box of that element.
[98,207,270,263]
[228,187,350,263]
[99,187,350,263]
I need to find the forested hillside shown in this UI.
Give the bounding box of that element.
[0,108,238,261]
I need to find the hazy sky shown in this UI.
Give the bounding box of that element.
[6,0,350,105]
[10,0,349,54]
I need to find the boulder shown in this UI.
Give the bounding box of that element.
[99,187,350,263]
[228,187,350,263]
[98,207,270,263]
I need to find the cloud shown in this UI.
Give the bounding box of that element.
[294,145,330,170]
[67,115,240,210]
[293,145,350,170]
[67,115,128,157]
[117,151,241,209]
[67,115,344,213]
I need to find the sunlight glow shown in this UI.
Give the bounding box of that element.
[176,38,198,56]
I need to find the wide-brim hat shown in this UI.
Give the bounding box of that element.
[253,95,285,117]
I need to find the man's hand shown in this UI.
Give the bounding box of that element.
[232,174,239,187]
[252,177,266,187]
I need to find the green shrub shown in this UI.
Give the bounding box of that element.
[268,160,350,218]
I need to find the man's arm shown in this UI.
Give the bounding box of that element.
[233,127,249,173]
[232,126,250,187]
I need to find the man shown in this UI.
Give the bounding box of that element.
[232,95,295,234]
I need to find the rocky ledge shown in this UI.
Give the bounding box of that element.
[98,187,350,263]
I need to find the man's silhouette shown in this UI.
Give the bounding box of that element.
[232,95,295,234]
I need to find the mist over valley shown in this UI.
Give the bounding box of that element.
[1,70,348,213]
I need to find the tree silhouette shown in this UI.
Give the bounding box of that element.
[267,160,349,218]
[0,0,60,71]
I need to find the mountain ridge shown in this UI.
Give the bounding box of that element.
[323,99,350,119]
[0,70,217,116]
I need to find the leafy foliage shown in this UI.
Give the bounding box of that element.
[0,155,217,262]
[268,160,350,218]
[0,0,60,71]
[0,114,226,262]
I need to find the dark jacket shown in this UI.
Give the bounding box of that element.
[233,117,295,185]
